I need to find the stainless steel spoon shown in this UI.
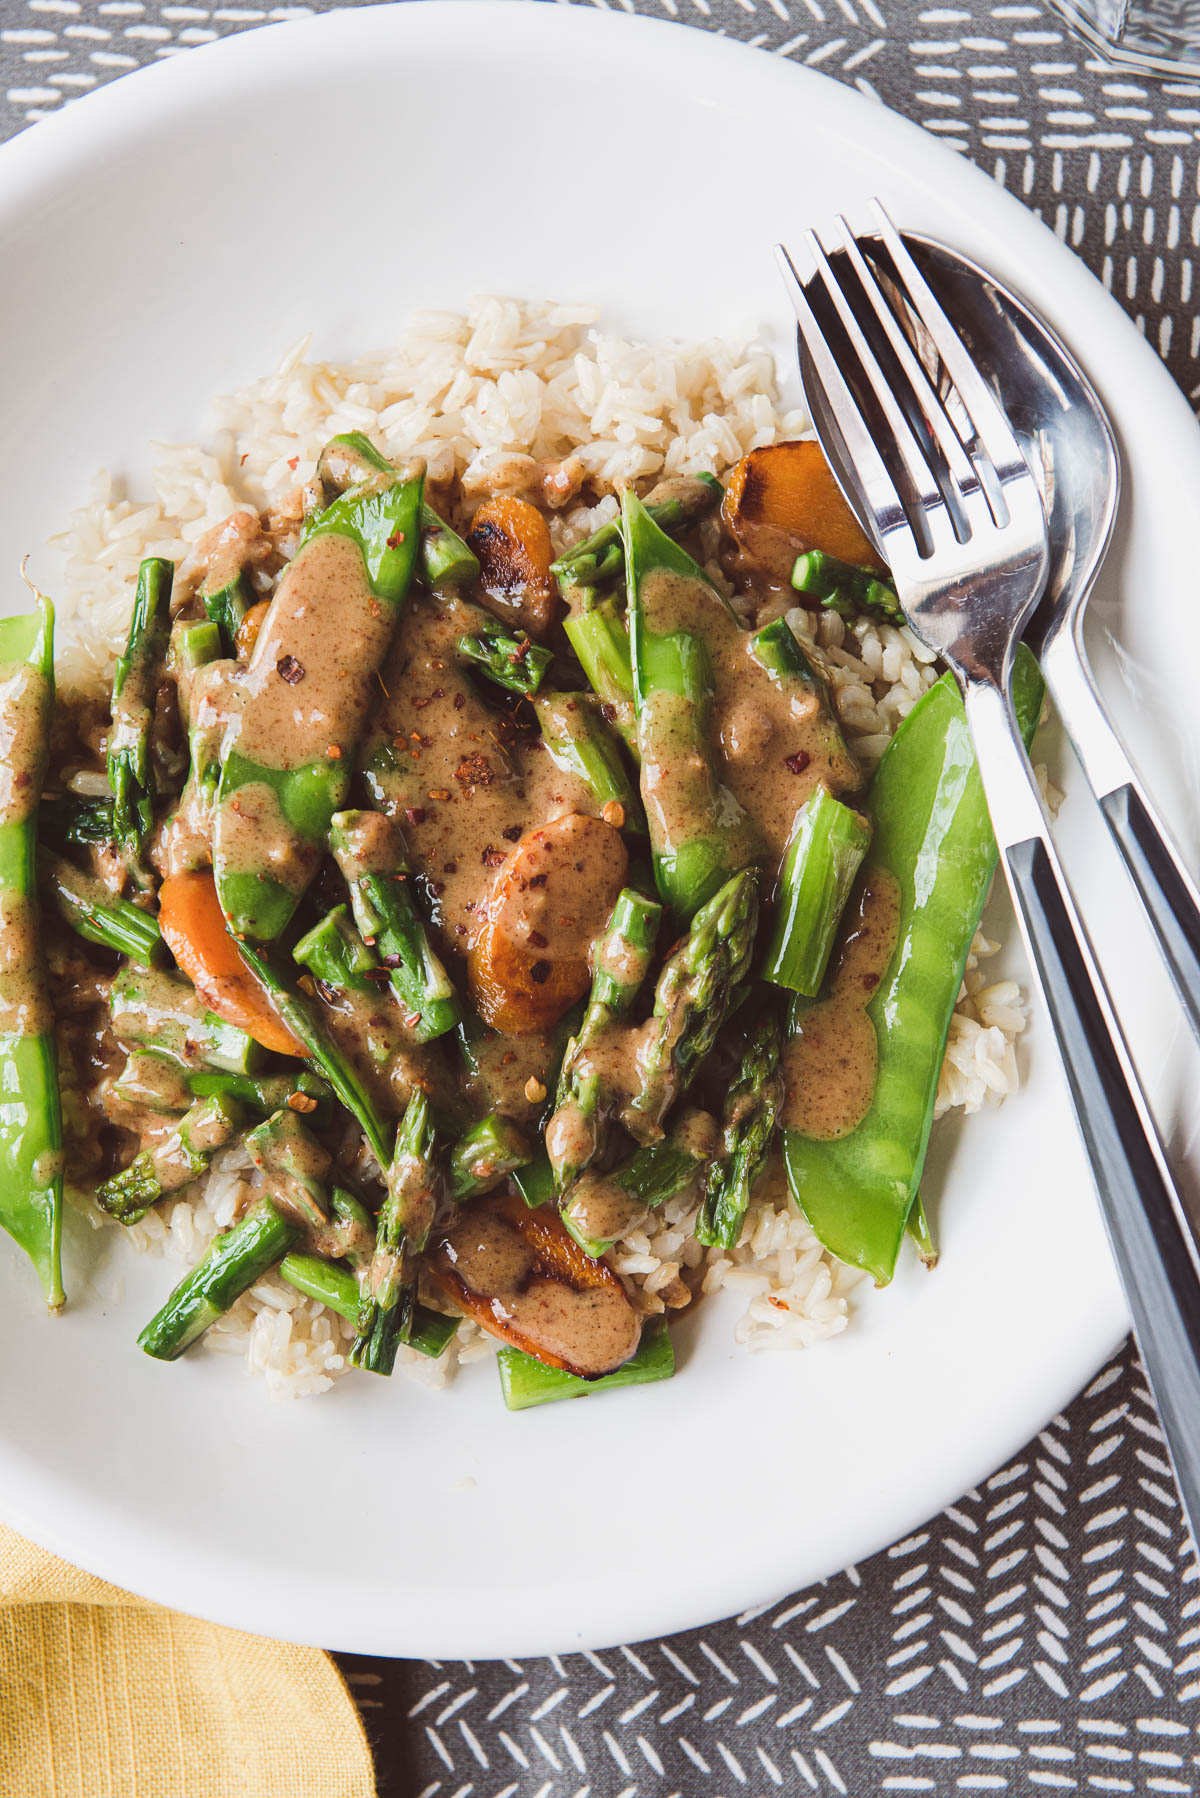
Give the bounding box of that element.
[800,232,1200,1041]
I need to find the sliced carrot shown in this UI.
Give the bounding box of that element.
[235,598,271,660]
[467,494,557,638]
[723,439,886,581]
[467,815,628,1034]
[158,870,309,1058]
[429,1189,641,1376]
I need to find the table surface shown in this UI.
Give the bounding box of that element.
[5,0,1200,1790]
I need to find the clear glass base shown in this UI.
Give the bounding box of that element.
[1049,0,1200,76]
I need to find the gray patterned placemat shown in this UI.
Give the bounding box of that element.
[4,1,1200,1790]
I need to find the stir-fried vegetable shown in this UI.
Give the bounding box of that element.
[0,595,64,1308]
[15,398,1047,1407]
[782,647,1044,1284]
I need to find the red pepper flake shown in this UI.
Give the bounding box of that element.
[442,861,458,874]
[287,456,299,471]
[276,654,304,684]
[432,688,444,700]
[413,696,430,711]
[326,744,342,760]
[501,1052,516,1066]
[386,530,406,549]
[481,846,507,868]
[501,824,522,842]
[455,752,495,792]
[528,929,548,949]
[430,882,445,897]
[529,960,551,985]
[453,693,465,711]
[240,452,249,466]
[428,789,451,801]
[404,807,426,826]
[785,751,811,776]
[862,972,879,991]
[528,873,548,889]
[767,1295,790,1311]
[404,1011,423,1029]
[455,924,466,936]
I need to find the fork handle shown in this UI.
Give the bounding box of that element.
[965,679,1200,1542]
[1041,641,1200,1045]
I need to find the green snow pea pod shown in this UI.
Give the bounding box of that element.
[782,646,1044,1284]
[212,466,424,941]
[0,595,65,1307]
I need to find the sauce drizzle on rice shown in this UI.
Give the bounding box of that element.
[51,299,1026,1400]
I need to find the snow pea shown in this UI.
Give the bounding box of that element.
[783,646,1044,1283]
[0,596,64,1307]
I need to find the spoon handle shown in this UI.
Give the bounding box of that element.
[1042,639,1200,1046]
[964,677,1200,1552]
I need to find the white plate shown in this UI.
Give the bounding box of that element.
[1,1,1196,1658]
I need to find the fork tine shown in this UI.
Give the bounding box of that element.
[800,227,958,555]
[869,199,1028,481]
[774,243,913,558]
[831,215,990,521]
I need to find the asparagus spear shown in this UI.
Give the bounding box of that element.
[351,1091,440,1374]
[39,795,115,850]
[244,1107,331,1233]
[563,598,637,753]
[695,1010,785,1250]
[623,490,760,916]
[234,941,393,1166]
[791,548,902,622]
[547,888,661,1195]
[533,691,644,830]
[109,965,265,1075]
[329,810,460,1043]
[497,1317,674,1410]
[0,594,64,1308]
[96,1093,245,1224]
[449,1114,531,1201]
[213,464,424,941]
[108,557,173,874]
[160,630,231,875]
[187,1067,332,1124]
[512,1155,555,1209]
[561,1121,708,1258]
[762,786,873,997]
[457,628,552,696]
[110,1052,331,1124]
[552,474,723,594]
[40,851,164,966]
[138,1197,299,1360]
[279,1253,459,1357]
[623,868,759,1143]
[747,616,859,784]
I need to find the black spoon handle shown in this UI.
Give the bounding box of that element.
[966,679,1200,1553]
[1043,645,1200,1046]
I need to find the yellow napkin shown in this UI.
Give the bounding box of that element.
[0,1524,376,1798]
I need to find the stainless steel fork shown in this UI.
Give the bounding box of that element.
[778,202,1200,1544]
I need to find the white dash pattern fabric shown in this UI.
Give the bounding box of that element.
[4,0,1200,1791]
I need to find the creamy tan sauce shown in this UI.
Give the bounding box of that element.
[0,663,50,827]
[0,660,51,1038]
[217,780,321,895]
[464,1026,559,1127]
[237,531,395,771]
[639,569,859,867]
[0,893,51,1035]
[782,869,901,1140]
[364,599,598,951]
[438,1195,640,1376]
